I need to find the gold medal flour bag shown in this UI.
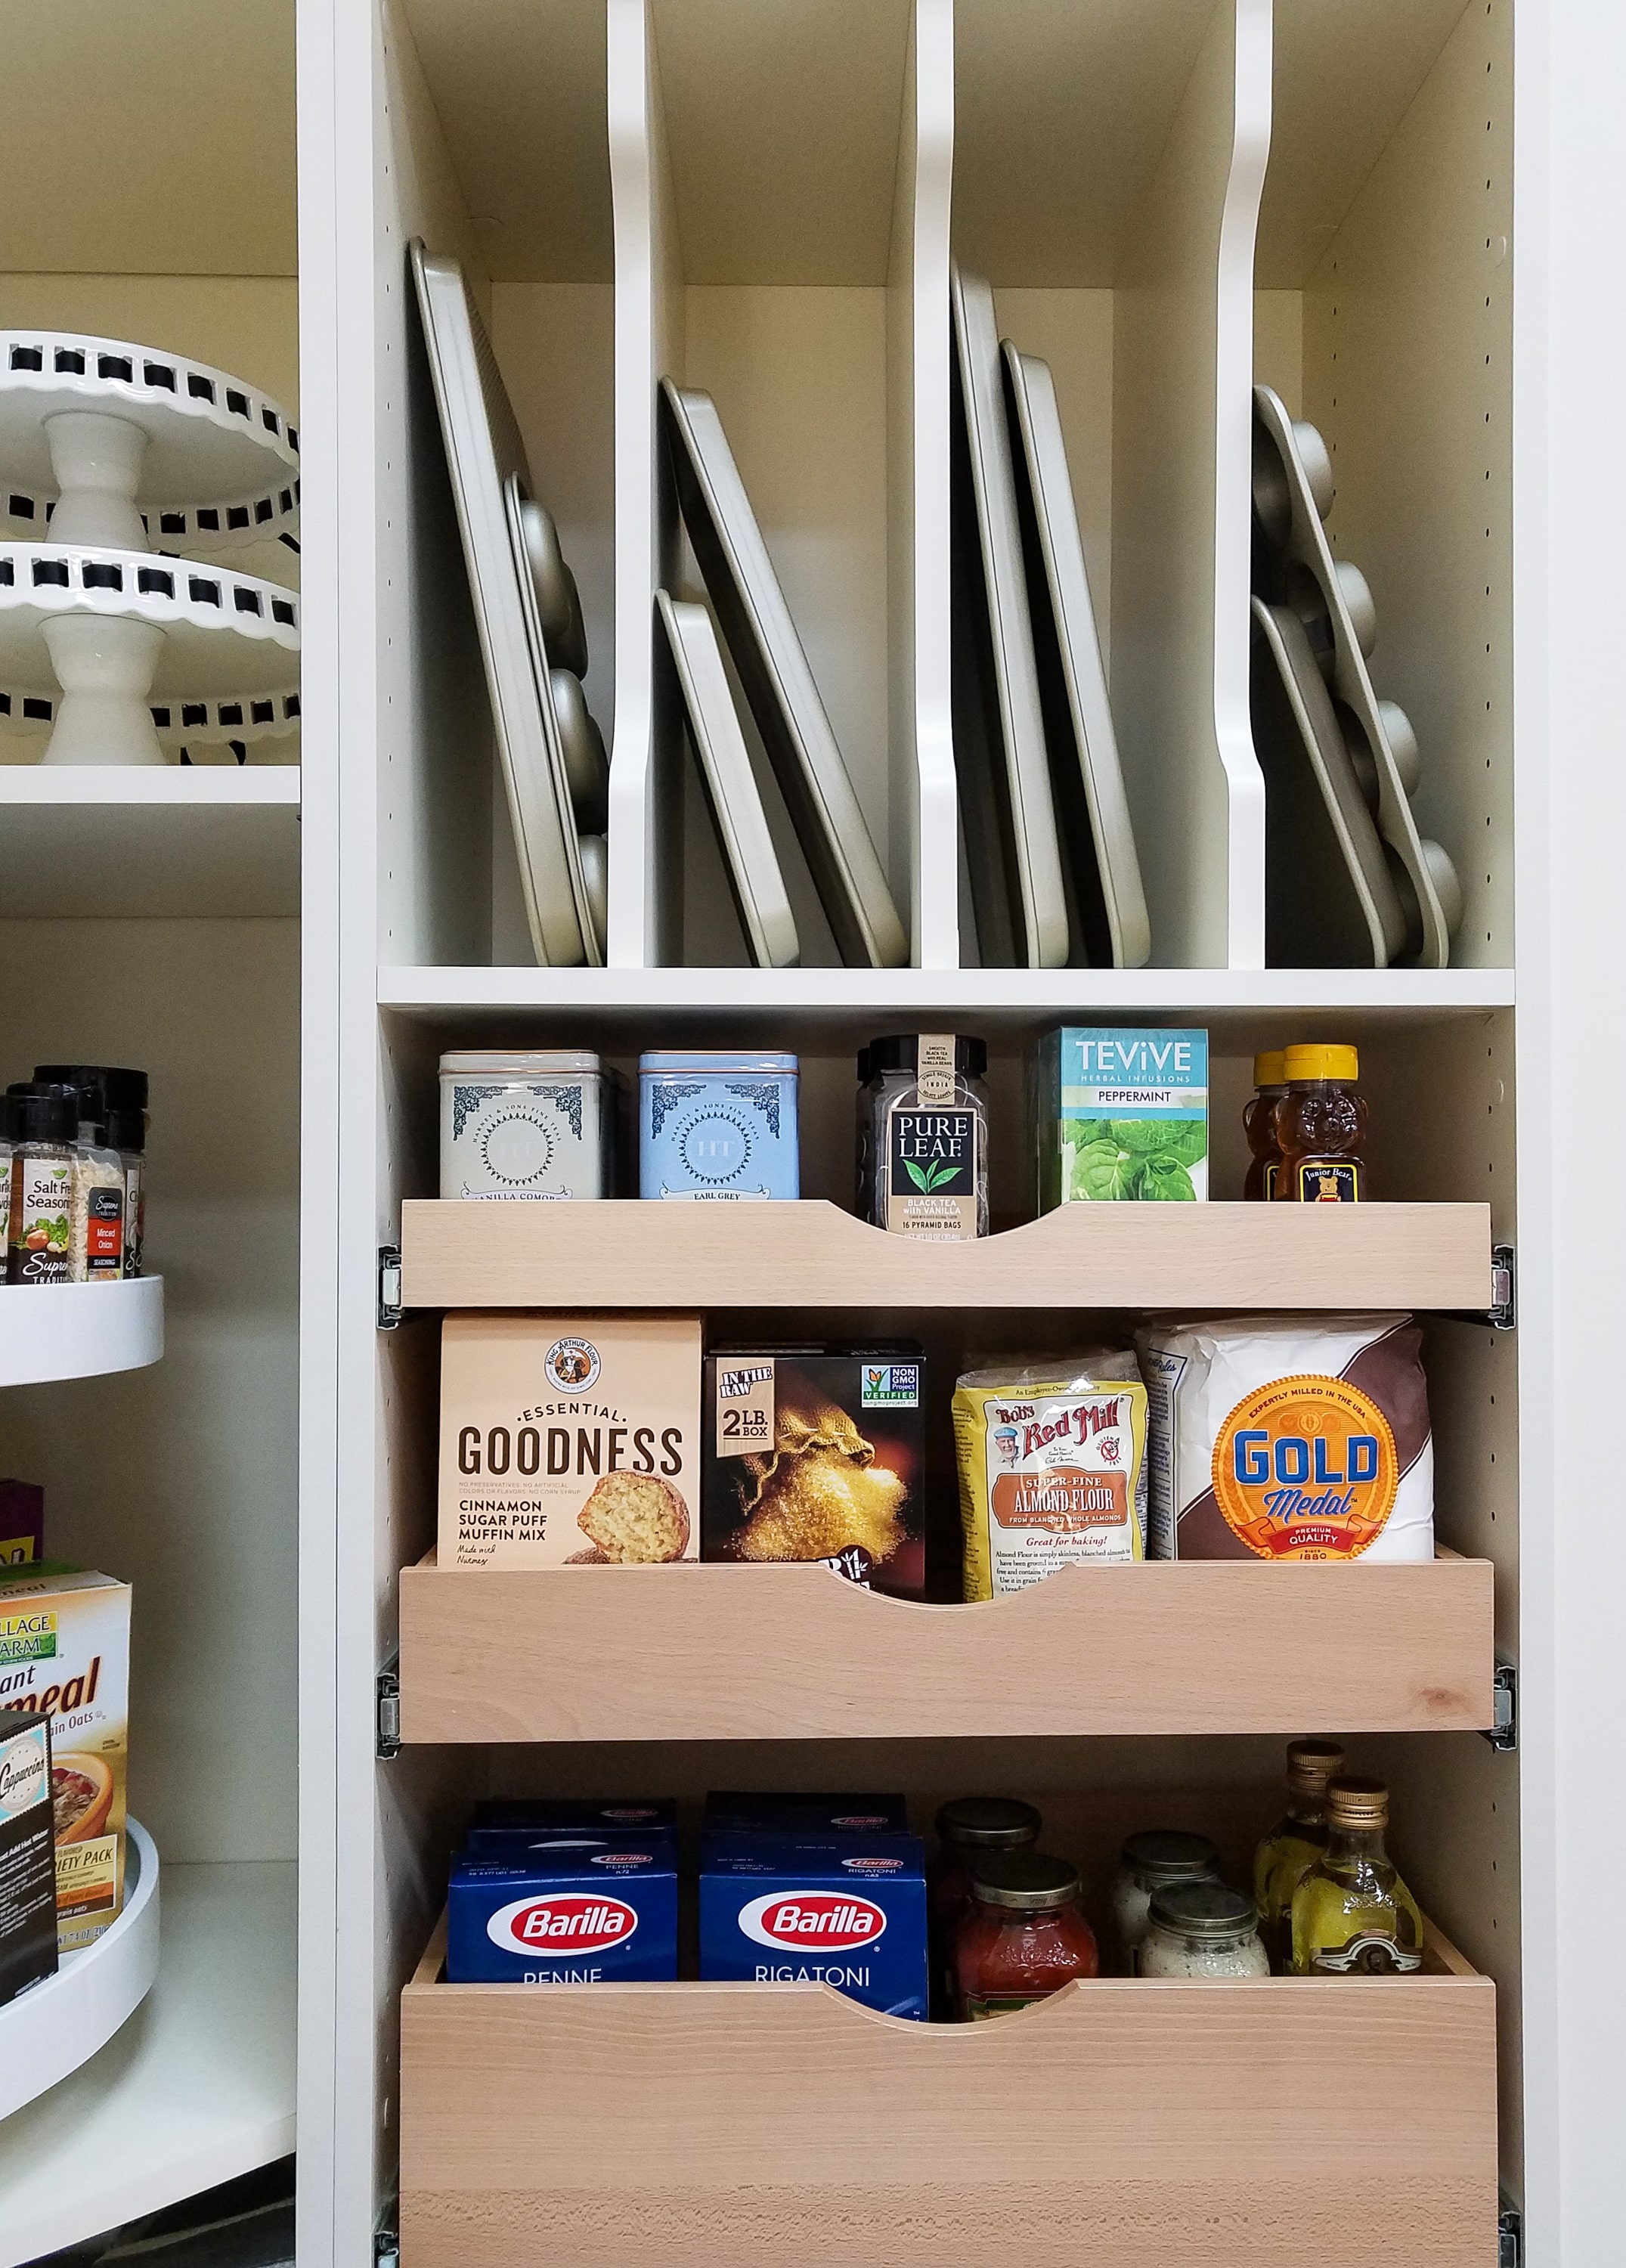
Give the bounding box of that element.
[954,1356,1147,1597]
[1135,1314,1433,1560]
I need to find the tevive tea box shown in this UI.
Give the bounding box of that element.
[0,1563,130,1952]
[699,1827,928,2019]
[0,1708,57,2008]
[1035,1027,1209,1207]
[438,1314,702,1569]
[702,1346,927,1597]
[447,1836,678,1984]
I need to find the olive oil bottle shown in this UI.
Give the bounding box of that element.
[1253,1739,1344,1971]
[1291,1777,1424,1975]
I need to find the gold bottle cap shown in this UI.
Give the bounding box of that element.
[1327,1775,1389,1829]
[1253,1051,1287,1088]
[1287,1740,1346,1796]
[1284,1043,1358,1083]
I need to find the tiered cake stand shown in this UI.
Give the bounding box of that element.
[0,333,302,764]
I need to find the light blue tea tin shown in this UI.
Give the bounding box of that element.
[639,1052,799,1200]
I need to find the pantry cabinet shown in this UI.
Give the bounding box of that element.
[2,0,1623,2260]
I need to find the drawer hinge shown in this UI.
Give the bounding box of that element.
[1498,2198,1522,2268]
[1488,1242,1516,1331]
[376,1656,401,1760]
[1483,1659,1516,1753]
[378,1242,403,1329]
[374,2231,399,2268]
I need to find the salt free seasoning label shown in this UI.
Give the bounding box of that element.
[438,1314,702,1568]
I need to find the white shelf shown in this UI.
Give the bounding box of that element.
[0,1275,163,1387]
[378,961,1515,1032]
[0,1818,160,2124]
[0,1857,296,2268]
[0,768,299,916]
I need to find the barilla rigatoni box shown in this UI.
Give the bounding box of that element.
[446,1836,678,1984]
[698,1828,928,2019]
[438,1314,702,1568]
[1035,1027,1209,1207]
[469,1796,678,1838]
[703,1791,909,1836]
[0,1563,130,1952]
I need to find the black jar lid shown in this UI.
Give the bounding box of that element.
[34,1064,148,1111]
[106,1107,147,1154]
[937,1796,1042,1851]
[1147,1882,1258,1941]
[7,1082,80,1145]
[970,1850,1080,1913]
[867,1034,988,1078]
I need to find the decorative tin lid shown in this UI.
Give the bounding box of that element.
[638,1052,798,1075]
[439,1052,602,1077]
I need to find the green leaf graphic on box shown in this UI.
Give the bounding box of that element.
[1137,1153,1197,1201]
[1110,1119,1205,1164]
[1069,1119,1113,1149]
[1075,1140,1138,1202]
[904,1158,957,1194]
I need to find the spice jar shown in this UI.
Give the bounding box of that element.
[930,1798,1042,2015]
[70,1111,125,1284]
[861,1033,989,1239]
[1110,1830,1221,1973]
[1243,1050,1288,1201]
[1138,1882,1270,1978]
[6,1084,77,1286]
[0,1093,11,1259]
[954,1850,1098,2018]
[106,1104,147,1278]
[36,1067,149,1276]
[1272,1043,1367,1202]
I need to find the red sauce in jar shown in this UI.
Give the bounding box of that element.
[930,1798,1042,2017]
[954,1850,1098,2019]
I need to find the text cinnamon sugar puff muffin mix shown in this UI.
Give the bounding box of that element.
[438,1315,702,1568]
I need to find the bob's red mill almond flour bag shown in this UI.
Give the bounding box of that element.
[954,1356,1148,1597]
[438,1315,702,1568]
[1135,1314,1434,1560]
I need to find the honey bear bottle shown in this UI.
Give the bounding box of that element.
[1272,1045,1367,1202]
[1243,1051,1287,1201]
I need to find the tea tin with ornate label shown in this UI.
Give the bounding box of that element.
[439,1050,612,1200]
[638,1052,799,1200]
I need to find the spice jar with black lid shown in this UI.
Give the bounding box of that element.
[859,1033,990,1239]
[36,1067,148,1278]
[6,1084,78,1286]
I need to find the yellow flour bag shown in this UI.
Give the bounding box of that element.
[954,1355,1148,1598]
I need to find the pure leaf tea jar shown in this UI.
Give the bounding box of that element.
[862,1033,989,1239]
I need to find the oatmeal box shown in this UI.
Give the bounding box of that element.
[437,1315,702,1569]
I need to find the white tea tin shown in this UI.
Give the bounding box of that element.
[438,1051,612,1200]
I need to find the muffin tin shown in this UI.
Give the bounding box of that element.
[1250,384,1462,968]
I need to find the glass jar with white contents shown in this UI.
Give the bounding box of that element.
[439,1051,612,1200]
[1109,1830,1220,1974]
[1138,1882,1271,1979]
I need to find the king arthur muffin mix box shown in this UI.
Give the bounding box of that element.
[438,1315,702,1568]
[0,1564,130,1951]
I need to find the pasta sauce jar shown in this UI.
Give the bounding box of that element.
[953,1851,1098,2019]
[929,1797,1041,2017]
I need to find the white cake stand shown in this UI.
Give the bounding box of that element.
[0,542,301,765]
[0,332,299,555]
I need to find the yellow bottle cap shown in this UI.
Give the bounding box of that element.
[1284,1044,1358,1083]
[1253,1052,1287,1088]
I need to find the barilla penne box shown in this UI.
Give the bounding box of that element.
[447,1836,679,1984]
[698,1829,928,2019]
[0,1563,130,1952]
[470,1796,678,1838]
[438,1315,702,1568]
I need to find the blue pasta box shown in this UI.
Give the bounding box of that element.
[1034,1027,1209,1208]
[469,1796,677,1838]
[639,1052,799,1200]
[703,1791,909,1836]
[447,1837,678,1984]
[698,1828,928,2019]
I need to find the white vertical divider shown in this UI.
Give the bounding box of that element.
[606,0,682,966]
[888,0,956,969]
[1110,0,1270,969]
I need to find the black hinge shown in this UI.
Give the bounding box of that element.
[376,1656,401,1760]
[1483,1659,1516,1753]
[1488,1243,1516,1331]
[378,1242,403,1329]
[373,2232,399,2268]
[1498,2198,1522,2268]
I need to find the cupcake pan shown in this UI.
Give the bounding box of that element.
[1250,383,1461,968]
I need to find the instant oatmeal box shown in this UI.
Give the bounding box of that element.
[0,1563,131,1951]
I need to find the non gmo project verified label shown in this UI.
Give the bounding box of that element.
[862,1365,920,1409]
